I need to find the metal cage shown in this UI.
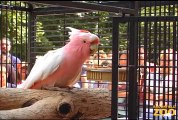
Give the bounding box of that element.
[0,1,178,119]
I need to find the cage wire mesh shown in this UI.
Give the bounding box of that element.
[137,1,178,119]
[0,1,29,87]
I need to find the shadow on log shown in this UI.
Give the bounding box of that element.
[0,87,111,119]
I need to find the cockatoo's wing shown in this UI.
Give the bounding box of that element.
[68,67,82,87]
[22,48,65,88]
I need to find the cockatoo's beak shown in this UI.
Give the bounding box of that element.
[90,34,100,55]
[90,44,98,55]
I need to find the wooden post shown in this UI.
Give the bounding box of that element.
[0,88,111,119]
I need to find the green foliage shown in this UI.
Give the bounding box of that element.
[0,1,28,61]
[35,21,54,54]
[139,5,177,50]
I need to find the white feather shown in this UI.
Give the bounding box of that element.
[66,27,91,41]
[21,48,65,88]
[66,27,80,36]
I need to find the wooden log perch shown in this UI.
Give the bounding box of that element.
[0,87,111,119]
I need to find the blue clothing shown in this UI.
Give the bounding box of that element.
[6,64,17,87]
[81,65,87,76]
[7,54,21,88]
[8,54,21,70]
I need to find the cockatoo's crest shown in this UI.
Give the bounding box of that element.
[66,27,90,34]
[66,27,91,41]
[66,27,80,35]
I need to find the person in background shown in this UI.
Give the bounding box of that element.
[81,56,95,88]
[0,53,17,88]
[147,48,177,94]
[0,37,21,70]
[141,48,178,119]
[0,65,7,88]
[118,50,128,68]
[101,50,112,67]
[93,50,111,88]
[117,50,129,116]
[0,37,21,87]
[93,50,107,67]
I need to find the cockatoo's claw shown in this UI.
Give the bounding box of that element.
[41,86,62,91]
[41,85,76,93]
[66,86,78,90]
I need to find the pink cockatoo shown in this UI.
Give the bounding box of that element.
[19,27,100,89]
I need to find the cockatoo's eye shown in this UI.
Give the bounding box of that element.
[83,40,86,43]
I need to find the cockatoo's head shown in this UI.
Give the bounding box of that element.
[66,27,100,55]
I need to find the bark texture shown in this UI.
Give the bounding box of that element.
[0,87,111,119]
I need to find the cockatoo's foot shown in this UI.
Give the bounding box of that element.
[41,85,78,92]
[65,86,79,90]
[41,86,63,91]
